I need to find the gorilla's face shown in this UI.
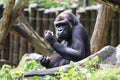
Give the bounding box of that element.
[55,21,72,41]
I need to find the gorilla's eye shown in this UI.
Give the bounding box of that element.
[56,23,66,27]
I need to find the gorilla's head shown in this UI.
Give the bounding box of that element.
[54,10,79,42]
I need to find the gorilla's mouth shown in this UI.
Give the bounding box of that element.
[58,36,62,39]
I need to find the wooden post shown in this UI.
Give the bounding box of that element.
[0,0,15,48]
[9,34,14,64]
[77,9,86,27]
[19,38,28,61]
[85,8,91,35]
[91,4,114,54]
[89,7,98,37]
[28,3,38,52]
[13,35,20,65]
[19,8,29,60]
[49,9,56,34]
[36,8,45,37]
[42,9,49,36]
[3,34,10,60]
[29,3,38,30]
[110,12,119,46]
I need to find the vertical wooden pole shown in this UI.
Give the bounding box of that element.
[13,35,20,64]
[9,34,14,64]
[85,8,91,35]
[3,34,10,60]
[36,8,45,37]
[110,12,119,46]
[42,9,49,36]
[49,9,56,34]
[19,8,29,60]
[89,7,97,37]
[91,4,114,54]
[77,10,87,28]
[28,4,38,52]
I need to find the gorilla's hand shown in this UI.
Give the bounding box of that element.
[44,30,55,45]
[39,56,50,68]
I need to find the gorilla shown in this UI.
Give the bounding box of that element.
[39,10,90,68]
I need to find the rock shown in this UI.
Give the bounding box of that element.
[99,44,120,69]
[15,53,42,70]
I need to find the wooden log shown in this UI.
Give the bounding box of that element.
[91,4,114,54]
[89,6,98,37]
[29,3,38,30]
[28,3,38,52]
[16,13,53,56]
[9,34,14,63]
[36,8,45,37]
[0,0,28,48]
[106,23,111,45]
[42,9,49,36]
[0,0,15,48]
[85,7,91,35]
[110,12,119,46]
[19,38,28,61]
[3,34,10,60]
[13,35,20,65]
[77,9,87,28]
[24,46,115,77]
[49,8,56,34]
[23,8,29,53]
[19,8,29,57]
[18,7,29,62]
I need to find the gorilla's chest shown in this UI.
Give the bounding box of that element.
[61,40,71,47]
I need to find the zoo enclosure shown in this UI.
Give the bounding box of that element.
[0,4,120,65]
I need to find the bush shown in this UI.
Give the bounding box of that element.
[28,0,72,8]
[1,56,120,80]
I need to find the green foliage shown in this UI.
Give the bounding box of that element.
[1,0,72,8]
[28,0,72,8]
[0,60,41,80]
[23,60,40,72]
[1,56,120,80]
[0,65,12,80]
[56,56,99,80]
[89,69,120,80]
[0,0,7,4]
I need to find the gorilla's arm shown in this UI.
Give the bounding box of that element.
[44,30,85,61]
[52,38,85,61]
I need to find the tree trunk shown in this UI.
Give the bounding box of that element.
[0,0,15,48]
[0,0,28,48]
[91,4,114,54]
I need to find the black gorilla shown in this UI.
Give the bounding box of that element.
[40,10,90,68]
